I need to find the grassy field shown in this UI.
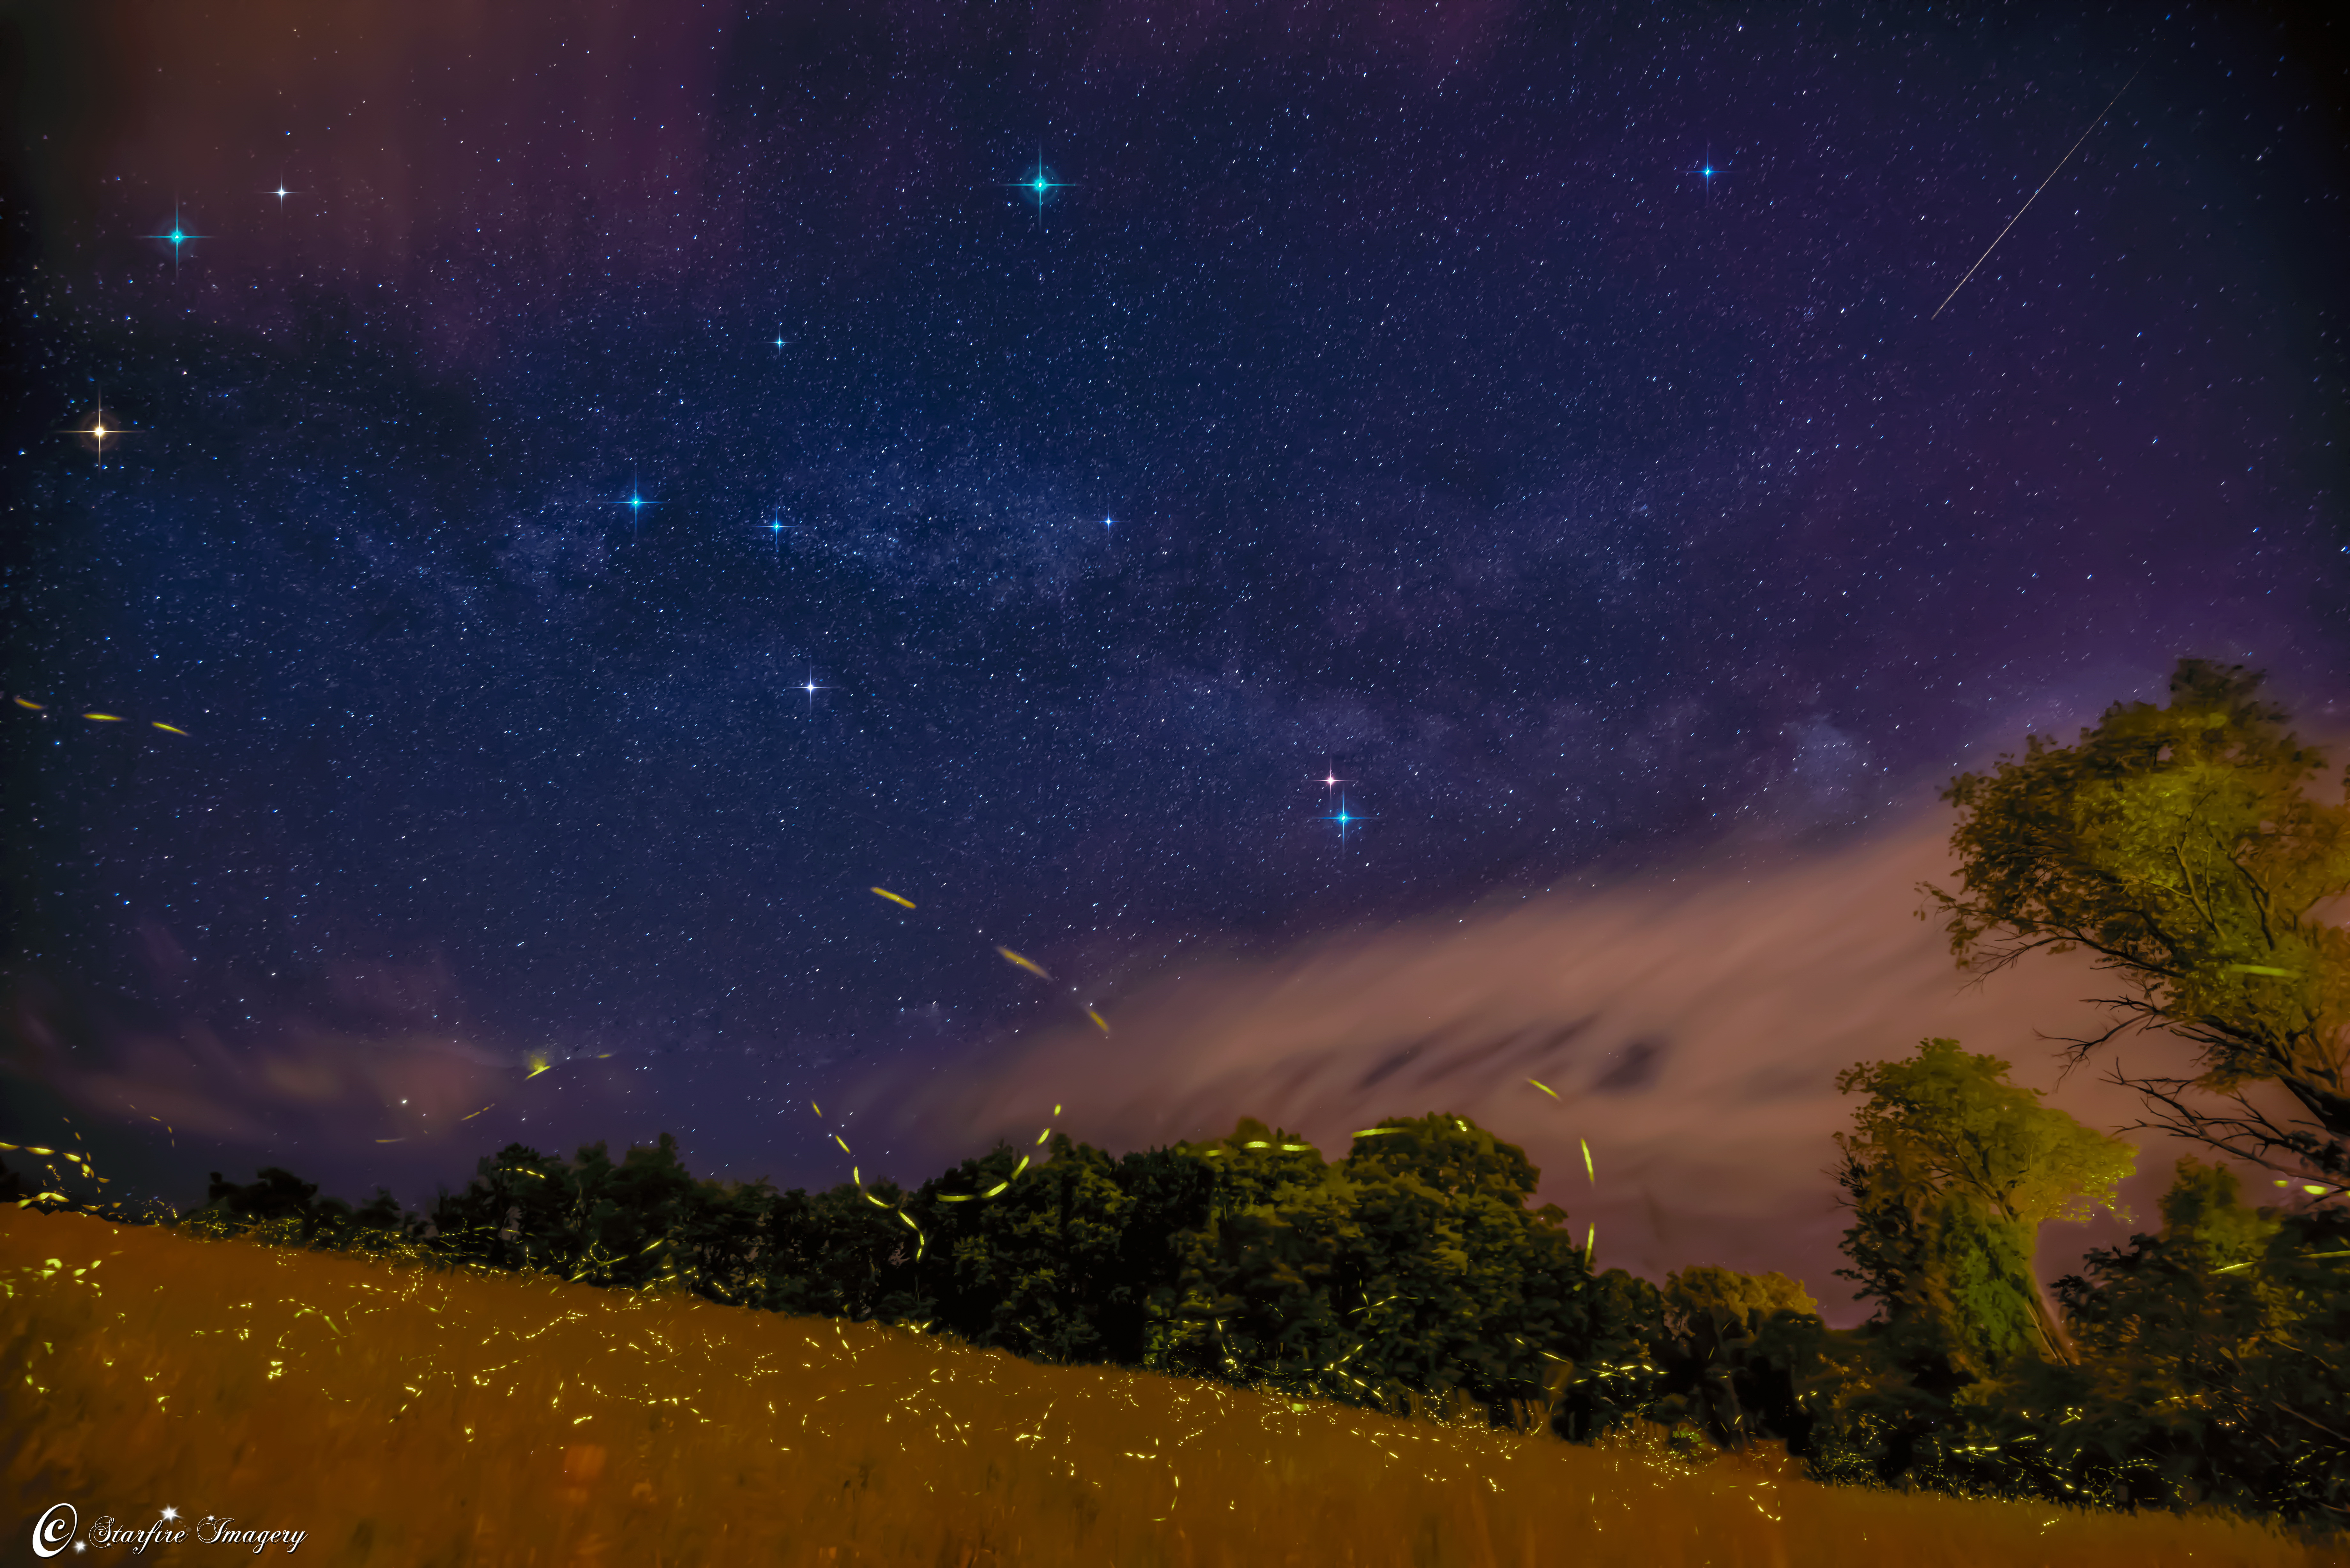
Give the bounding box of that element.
[0,1209,2338,1566]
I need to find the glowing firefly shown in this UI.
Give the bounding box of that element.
[871,887,917,910]
[997,946,1053,981]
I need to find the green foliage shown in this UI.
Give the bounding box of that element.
[1644,1266,1828,1452]
[1778,1041,2146,1501]
[1835,1039,2133,1375]
[1147,1119,1358,1389]
[1666,1265,1819,1325]
[161,1095,2349,1530]
[1130,1114,1659,1435]
[908,1134,1154,1363]
[2040,1159,2350,1522]
[183,1166,424,1255]
[1930,658,2350,1188]
[172,1113,1646,1437]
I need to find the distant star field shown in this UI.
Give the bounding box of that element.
[3,2,2344,1298]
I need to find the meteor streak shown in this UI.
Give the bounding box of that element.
[1932,71,2137,320]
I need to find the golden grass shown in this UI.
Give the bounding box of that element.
[0,1209,2338,1567]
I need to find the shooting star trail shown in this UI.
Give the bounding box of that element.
[1932,71,2137,321]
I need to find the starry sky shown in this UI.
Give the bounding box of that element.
[4,2,2346,1290]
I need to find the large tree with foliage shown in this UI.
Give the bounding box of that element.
[1928,658,2350,1193]
[1835,1038,2134,1373]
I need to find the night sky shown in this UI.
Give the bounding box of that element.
[4,2,2345,1300]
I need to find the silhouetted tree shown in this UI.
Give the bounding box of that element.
[1646,1266,1824,1451]
[2044,1158,2350,1522]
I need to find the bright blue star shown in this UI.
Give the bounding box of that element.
[612,469,658,536]
[145,207,206,272]
[1318,791,1371,850]
[1685,146,1731,197]
[1007,154,1071,221]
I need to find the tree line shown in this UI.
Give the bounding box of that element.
[13,660,2346,1528]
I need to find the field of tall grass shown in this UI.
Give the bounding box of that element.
[1,1208,2338,1566]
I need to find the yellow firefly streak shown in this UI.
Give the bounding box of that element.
[374,1138,404,1145]
[152,722,189,736]
[833,1134,853,1154]
[12,697,43,710]
[2229,964,2297,977]
[1353,1127,1404,1138]
[996,946,1053,981]
[1584,1224,1596,1265]
[810,1101,822,1117]
[460,1104,492,1120]
[1581,1139,1595,1185]
[1088,1008,1111,1034]
[525,1060,553,1079]
[870,887,917,910]
[1528,1078,1559,1099]
[82,713,125,723]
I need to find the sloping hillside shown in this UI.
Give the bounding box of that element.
[0,1210,2332,1567]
